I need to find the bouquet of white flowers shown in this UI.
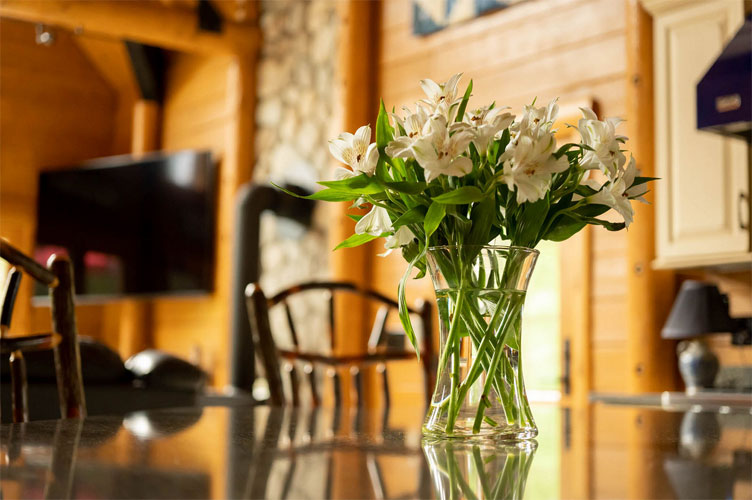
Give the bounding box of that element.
[278,74,653,439]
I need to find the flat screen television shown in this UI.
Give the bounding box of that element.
[34,150,216,299]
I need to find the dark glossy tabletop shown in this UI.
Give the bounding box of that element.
[1,402,750,499]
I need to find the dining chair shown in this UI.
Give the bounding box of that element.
[245,281,435,409]
[0,239,86,422]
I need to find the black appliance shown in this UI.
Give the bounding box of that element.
[697,14,752,141]
[35,150,216,298]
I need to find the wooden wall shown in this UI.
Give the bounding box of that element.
[0,18,124,342]
[151,52,234,385]
[375,0,633,395]
[0,5,256,388]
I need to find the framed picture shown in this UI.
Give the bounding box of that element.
[413,0,527,35]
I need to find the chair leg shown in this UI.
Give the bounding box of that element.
[9,350,28,423]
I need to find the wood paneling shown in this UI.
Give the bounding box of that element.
[625,0,678,393]
[151,52,234,385]
[0,18,118,340]
[374,0,636,401]
[0,0,257,56]
[74,34,138,154]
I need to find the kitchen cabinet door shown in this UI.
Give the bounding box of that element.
[652,0,749,269]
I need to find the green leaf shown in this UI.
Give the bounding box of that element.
[424,201,446,239]
[376,100,394,152]
[455,79,473,122]
[576,204,611,218]
[392,206,426,228]
[333,233,382,250]
[398,246,426,357]
[632,176,659,187]
[346,214,363,222]
[383,181,427,195]
[583,217,626,232]
[544,218,586,242]
[432,186,485,204]
[467,195,495,246]
[514,197,550,247]
[575,184,600,198]
[272,182,357,202]
[318,174,384,195]
[306,190,357,202]
[554,143,584,159]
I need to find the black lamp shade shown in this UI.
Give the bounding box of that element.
[661,281,737,339]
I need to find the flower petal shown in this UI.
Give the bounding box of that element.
[354,125,371,148]
[328,139,350,165]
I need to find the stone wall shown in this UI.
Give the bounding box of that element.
[254,0,339,357]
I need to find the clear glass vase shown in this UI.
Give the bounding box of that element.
[423,245,539,440]
[422,438,537,499]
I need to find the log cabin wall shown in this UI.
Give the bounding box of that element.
[374,0,633,397]
[149,52,234,384]
[0,1,258,389]
[0,18,126,346]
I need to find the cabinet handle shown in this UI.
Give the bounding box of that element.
[739,192,749,231]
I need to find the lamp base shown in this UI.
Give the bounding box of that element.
[677,339,719,392]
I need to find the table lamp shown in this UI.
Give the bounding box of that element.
[661,280,749,392]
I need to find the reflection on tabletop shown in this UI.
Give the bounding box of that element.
[1,403,750,499]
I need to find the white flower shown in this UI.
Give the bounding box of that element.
[576,107,627,178]
[466,105,515,154]
[355,205,391,236]
[511,99,559,139]
[412,115,474,182]
[380,226,415,256]
[419,73,463,116]
[328,125,379,176]
[588,156,647,227]
[501,134,569,203]
[333,167,356,180]
[500,100,568,204]
[385,104,430,159]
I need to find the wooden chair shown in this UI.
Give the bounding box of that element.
[0,239,86,422]
[245,281,435,409]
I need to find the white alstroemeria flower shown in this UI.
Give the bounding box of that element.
[588,157,647,227]
[501,133,569,204]
[577,107,627,178]
[379,226,416,257]
[511,99,559,139]
[466,105,515,154]
[412,115,474,182]
[386,105,430,159]
[419,73,463,116]
[355,205,391,236]
[328,125,379,176]
[333,167,356,180]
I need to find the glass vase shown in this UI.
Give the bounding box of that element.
[423,245,539,440]
[422,438,537,499]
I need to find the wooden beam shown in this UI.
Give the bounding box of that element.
[74,35,139,99]
[0,0,258,56]
[74,35,139,153]
[624,0,678,393]
[131,100,161,154]
[331,0,379,407]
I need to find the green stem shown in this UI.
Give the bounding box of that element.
[436,289,467,383]
[472,301,522,433]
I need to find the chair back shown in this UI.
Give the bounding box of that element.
[229,183,314,392]
[245,281,434,408]
[1,239,86,420]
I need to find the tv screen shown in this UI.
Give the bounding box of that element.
[35,150,216,298]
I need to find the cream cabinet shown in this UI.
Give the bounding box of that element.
[645,0,750,269]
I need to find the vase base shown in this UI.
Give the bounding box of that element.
[421,423,538,442]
